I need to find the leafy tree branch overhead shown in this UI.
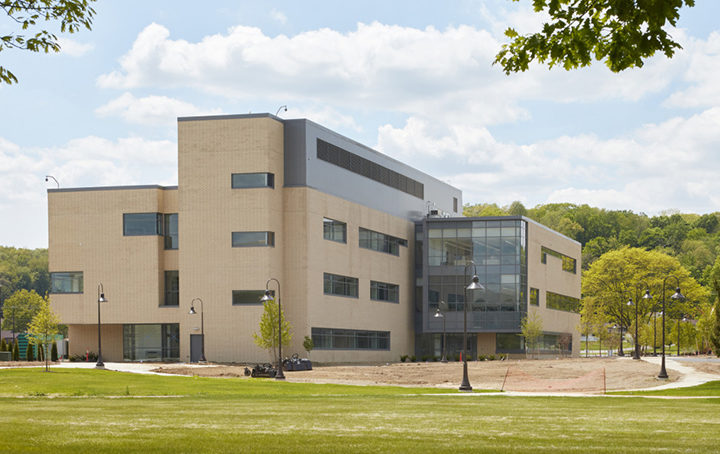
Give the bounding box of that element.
[1,0,96,84]
[494,0,695,73]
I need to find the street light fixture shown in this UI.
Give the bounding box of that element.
[260,278,285,380]
[189,298,206,362]
[658,276,684,379]
[96,283,108,368]
[460,261,484,392]
[626,284,651,360]
[434,305,447,363]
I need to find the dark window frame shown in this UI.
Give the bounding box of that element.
[50,271,84,294]
[323,218,347,243]
[359,227,406,256]
[232,290,269,305]
[231,172,275,189]
[541,246,577,274]
[311,327,390,350]
[370,280,399,303]
[123,213,163,236]
[529,287,539,306]
[162,270,179,307]
[164,213,178,250]
[232,231,275,248]
[546,290,580,313]
[323,272,359,298]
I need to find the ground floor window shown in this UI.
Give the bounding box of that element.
[312,327,390,350]
[123,324,179,361]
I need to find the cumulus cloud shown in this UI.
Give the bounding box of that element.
[95,92,223,125]
[664,31,720,108]
[376,107,720,214]
[57,37,94,57]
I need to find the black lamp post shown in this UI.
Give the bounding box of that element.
[260,278,285,380]
[434,306,447,363]
[658,276,684,379]
[460,261,484,392]
[189,298,206,362]
[627,284,651,360]
[96,283,108,368]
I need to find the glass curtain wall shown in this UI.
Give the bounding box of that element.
[123,324,180,361]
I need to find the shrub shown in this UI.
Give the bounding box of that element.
[0,338,6,351]
[454,354,460,361]
[400,355,408,362]
[432,356,439,362]
[51,341,58,362]
[12,340,19,361]
[410,355,417,362]
[37,343,44,362]
[488,354,496,361]
[25,343,34,361]
[478,354,486,361]
[421,355,429,362]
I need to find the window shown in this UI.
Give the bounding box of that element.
[546,291,580,313]
[123,324,179,361]
[529,287,539,306]
[164,213,178,250]
[163,271,179,306]
[232,290,268,305]
[541,247,576,273]
[232,231,275,247]
[231,172,274,189]
[324,273,358,298]
[323,218,346,243]
[453,197,458,213]
[359,227,407,256]
[50,272,83,293]
[312,327,390,350]
[370,281,399,303]
[123,213,162,236]
[316,139,424,199]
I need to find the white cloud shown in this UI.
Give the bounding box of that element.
[664,31,720,108]
[270,8,287,25]
[95,92,223,126]
[57,37,94,57]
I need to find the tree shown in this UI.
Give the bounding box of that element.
[252,300,291,365]
[51,340,58,361]
[0,338,5,351]
[1,289,44,333]
[583,247,707,353]
[303,335,314,359]
[0,246,49,297]
[710,301,720,357]
[1,0,96,84]
[521,311,543,359]
[12,339,19,360]
[27,297,60,371]
[25,341,34,361]
[494,0,695,73]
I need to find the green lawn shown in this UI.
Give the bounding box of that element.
[1,368,719,453]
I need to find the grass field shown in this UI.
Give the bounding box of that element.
[1,368,719,453]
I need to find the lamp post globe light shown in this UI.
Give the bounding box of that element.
[96,283,108,368]
[189,298,206,362]
[658,276,685,379]
[460,261,484,392]
[260,278,285,380]
[434,306,447,363]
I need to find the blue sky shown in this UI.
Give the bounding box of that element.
[2,0,720,248]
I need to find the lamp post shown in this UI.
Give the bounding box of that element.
[96,283,108,368]
[45,175,59,188]
[460,261,484,392]
[260,278,285,380]
[189,298,206,362]
[434,306,447,363]
[626,284,651,360]
[658,276,684,379]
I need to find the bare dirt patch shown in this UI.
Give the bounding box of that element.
[151,357,709,391]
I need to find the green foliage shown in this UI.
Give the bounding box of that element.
[252,300,291,363]
[1,289,44,333]
[12,339,19,361]
[463,202,508,217]
[25,342,34,361]
[0,338,6,351]
[302,335,313,357]
[0,246,49,298]
[494,0,695,73]
[0,0,97,84]
[51,340,58,362]
[520,311,543,358]
[710,300,720,357]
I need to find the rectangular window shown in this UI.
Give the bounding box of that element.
[123,324,179,361]
[323,218,347,243]
[163,271,179,306]
[316,139,424,199]
[370,281,399,303]
[50,271,83,293]
[359,227,406,256]
[232,231,275,247]
[453,197,458,213]
[123,213,162,236]
[529,287,539,306]
[231,172,274,189]
[546,290,580,313]
[164,213,178,250]
[541,246,577,273]
[311,327,390,350]
[323,272,358,298]
[232,290,268,305]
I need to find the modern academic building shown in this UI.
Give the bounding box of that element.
[47,113,581,363]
